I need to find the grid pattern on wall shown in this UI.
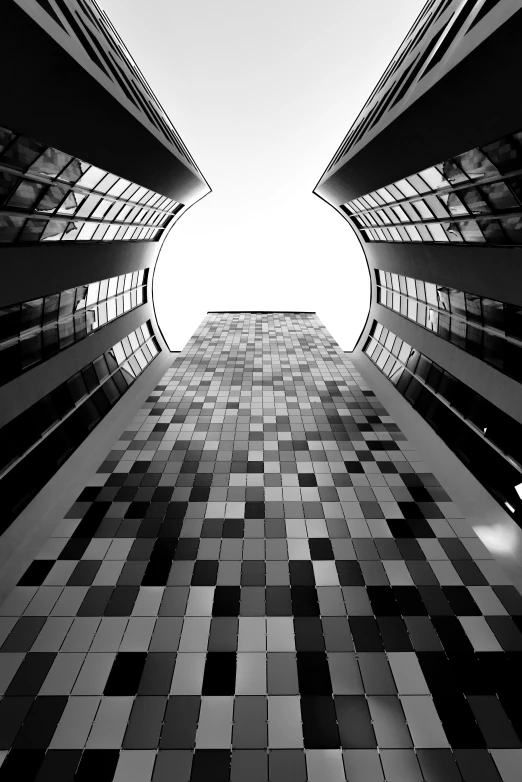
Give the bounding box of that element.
[375,269,522,384]
[0,321,159,534]
[0,126,183,244]
[0,269,148,386]
[0,312,521,782]
[342,129,522,246]
[364,321,522,523]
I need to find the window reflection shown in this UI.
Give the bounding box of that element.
[376,269,522,384]
[364,321,522,522]
[0,269,148,386]
[0,321,160,532]
[0,125,184,244]
[343,128,522,246]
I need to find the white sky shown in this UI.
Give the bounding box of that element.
[100,0,424,350]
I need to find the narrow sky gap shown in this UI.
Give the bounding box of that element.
[99,0,425,350]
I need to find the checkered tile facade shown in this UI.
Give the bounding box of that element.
[1,312,521,781]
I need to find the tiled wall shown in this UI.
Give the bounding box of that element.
[0,312,521,782]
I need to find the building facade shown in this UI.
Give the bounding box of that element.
[1,311,521,781]
[314,0,522,547]
[0,0,210,565]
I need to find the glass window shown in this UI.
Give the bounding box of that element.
[479,219,505,244]
[407,173,431,194]
[42,293,60,327]
[77,223,98,241]
[7,180,45,210]
[102,225,120,241]
[442,159,468,186]
[419,166,446,190]
[482,181,519,212]
[499,215,522,243]
[0,171,20,203]
[455,147,499,180]
[113,343,126,365]
[76,165,107,190]
[58,159,84,185]
[3,136,43,170]
[0,215,25,242]
[423,196,448,219]
[483,135,522,174]
[440,192,468,216]
[41,219,69,241]
[506,305,522,341]
[95,173,119,194]
[460,187,490,215]
[0,126,15,153]
[59,290,75,319]
[362,194,379,208]
[405,225,422,241]
[76,194,101,218]
[395,178,418,198]
[459,220,485,242]
[91,199,113,219]
[411,199,433,219]
[29,147,72,180]
[18,218,47,243]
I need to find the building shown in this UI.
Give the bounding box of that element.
[0,0,210,560]
[2,310,522,782]
[314,0,522,557]
[1,1,522,779]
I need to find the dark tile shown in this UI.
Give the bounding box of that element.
[161,696,200,749]
[266,587,292,616]
[336,561,364,586]
[123,696,167,748]
[335,695,377,748]
[6,653,56,696]
[296,652,332,694]
[192,561,219,586]
[17,561,55,587]
[349,617,383,652]
[0,697,33,749]
[104,652,147,695]
[300,696,340,748]
[213,587,241,617]
[12,696,67,749]
[289,562,315,586]
[202,652,237,695]
[33,749,82,781]
[190,750,231,781]
[0,750,45,781]
[308,539,334,560]
[74,750,120,782]
[1,617,47,652]
[294,618,326,651]
[138,653,176,695]
[208,618,239,652]
[291,587,320,616]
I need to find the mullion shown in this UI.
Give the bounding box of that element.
[0,164,178,217]
[346,166,522,217]
[366,329,522,474]
[0,207,168,230]
[377,283,517,346]
[0,329,157,481]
